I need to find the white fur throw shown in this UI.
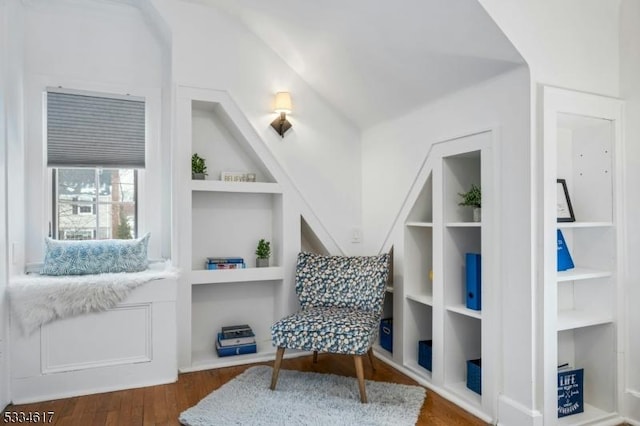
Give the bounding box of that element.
[9,260,179,335]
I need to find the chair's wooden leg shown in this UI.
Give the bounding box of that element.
[354,355,367,403]
[313,351,318,363]
[367,347,376,371]
[270,347,285,390]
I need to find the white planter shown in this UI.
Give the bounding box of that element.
[473,207,481,222]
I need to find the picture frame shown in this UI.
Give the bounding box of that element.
[557,179,575,222]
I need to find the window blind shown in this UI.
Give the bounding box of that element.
[47,89,146,168]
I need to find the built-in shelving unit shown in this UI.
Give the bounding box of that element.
[542,87,624,426]
[174,87,298,373]
[388,130,496,423]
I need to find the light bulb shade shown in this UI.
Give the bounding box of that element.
[274,92,292,114]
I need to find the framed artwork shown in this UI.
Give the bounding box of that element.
[557,179,575,222]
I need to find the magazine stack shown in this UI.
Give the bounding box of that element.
[215,324,257,357]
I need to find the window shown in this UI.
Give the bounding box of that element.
[46,88,145,241]
[53,168,137,240]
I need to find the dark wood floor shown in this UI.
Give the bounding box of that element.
[3,353,489,425]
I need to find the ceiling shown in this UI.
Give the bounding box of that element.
[204,0,525,129]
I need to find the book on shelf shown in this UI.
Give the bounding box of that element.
[557,364,584,418]
[221,324,253,338]
[217,332,255,347]
[206,262,246,270]
[207,257,245,264]
[557,230,575,271]
[215,339,257,357]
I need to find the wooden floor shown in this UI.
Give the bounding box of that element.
[4,353,489,425]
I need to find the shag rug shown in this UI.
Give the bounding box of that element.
[8,260,179,335]
[179,365,426,426]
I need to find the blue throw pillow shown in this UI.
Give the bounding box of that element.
[40,233,150,276]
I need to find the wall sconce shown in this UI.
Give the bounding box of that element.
[271,92,292,137]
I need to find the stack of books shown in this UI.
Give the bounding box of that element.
[215,324,257,357]
[206,257,246,270]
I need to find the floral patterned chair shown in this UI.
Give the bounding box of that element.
[270,252,390,403]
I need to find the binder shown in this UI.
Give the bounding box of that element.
[465,253,481,311]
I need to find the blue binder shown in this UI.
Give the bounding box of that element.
[557,230,575,271]
[465,253,481,310]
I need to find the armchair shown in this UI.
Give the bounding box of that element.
[270,252,390,403]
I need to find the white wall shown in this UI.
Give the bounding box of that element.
[150,0,363,254]
[479,0,621,97]
[0,0,12,410]
[620,0,640,421]
[362,67,533,413]
[18,0,168,262]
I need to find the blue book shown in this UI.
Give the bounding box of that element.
[557,367,584,417]
[465,253,481,310]
[215,339,257,357]
[557,230,575,271]
[217,332,255,347]
[207,257,245,264]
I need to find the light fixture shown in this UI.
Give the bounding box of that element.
[271,92,292,137]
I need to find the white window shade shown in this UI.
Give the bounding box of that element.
[47,89,146,168]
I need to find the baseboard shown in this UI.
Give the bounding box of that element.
[497,395,543,426]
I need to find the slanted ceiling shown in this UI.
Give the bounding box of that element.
[203,0,525,129]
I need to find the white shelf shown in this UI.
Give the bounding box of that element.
[557,222,613,229]
[446,304,482,320]
[445,381,482,407]
[445,222,482,228]
[405,360,433,381]
[557,267,612,282]
[406,293,433,306]
[185,340,276,372]
[191,180,282,194]
[557,310,613,331]
[406,221,433,228]
[556,403,621,426]
[372,344,394,361]
[191,266,284,284]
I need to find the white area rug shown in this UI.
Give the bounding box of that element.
[180,365,426,426]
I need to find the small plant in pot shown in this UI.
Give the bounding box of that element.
[255,239,271,268]
[192,153,208,180]
[458,184,482,222]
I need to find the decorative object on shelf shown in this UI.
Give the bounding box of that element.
[557,366,584,418]
[191,153,208,180]
[466,358,482,395]
[255,239,271,267]
[379,318,393,353]
[465,253,481,310]
[221,171,257,182]
[418,340,432,371]
[458,184,482,222]
[270,91,292,137]
[557,230,575,271]
[557,178,575,222]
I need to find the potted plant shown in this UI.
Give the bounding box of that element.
[192,153,208,180]
[255,239,271,267]
[458,184,482,222]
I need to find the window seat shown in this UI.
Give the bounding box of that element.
[9,260,178,335]
[8,261,180,404]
